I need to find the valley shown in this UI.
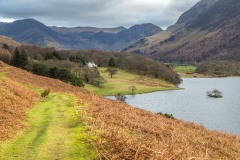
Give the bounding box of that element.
[1,0,240,159]
[0,61,240,159]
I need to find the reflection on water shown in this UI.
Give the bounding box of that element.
[107,77,240,135]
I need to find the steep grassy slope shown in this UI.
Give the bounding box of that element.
[0,35,21,47]
[1,61,240,159]
[0,63,39,140]
[124,0,240,63]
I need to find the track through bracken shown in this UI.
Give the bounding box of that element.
[1,61,240,159]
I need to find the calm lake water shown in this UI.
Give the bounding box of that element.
[107,77,240,135]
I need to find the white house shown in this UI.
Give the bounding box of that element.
[87,62,98,68]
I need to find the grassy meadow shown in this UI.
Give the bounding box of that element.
[173,65,196,73]
[84,67,177,95]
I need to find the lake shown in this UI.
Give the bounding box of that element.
[107,77,240,135]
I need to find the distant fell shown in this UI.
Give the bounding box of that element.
[0,19,162,51]
[50,26,126,34]
[123,0,240,63]
[176,0,219,25]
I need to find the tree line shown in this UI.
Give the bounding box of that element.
[0,44,182,87]
[196,61,240,76]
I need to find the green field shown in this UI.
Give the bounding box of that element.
[84,67,177,95]
[0,93,98,160]
[173,65,196,73]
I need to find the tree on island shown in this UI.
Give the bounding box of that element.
[105,67,118,78]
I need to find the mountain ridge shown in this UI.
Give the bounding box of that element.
[123,0,240,63]
[0,19,162,51]
[50,26,126,34]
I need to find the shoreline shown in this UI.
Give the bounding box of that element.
[178,72,240,78]
[93,87,181,96]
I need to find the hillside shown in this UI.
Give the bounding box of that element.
[0,35,21,47]
[1,61,240,159]
[123,0,240,63]
[0,19,162,51]
[0,36,21,64]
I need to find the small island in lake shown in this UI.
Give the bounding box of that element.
[207,89,223,98]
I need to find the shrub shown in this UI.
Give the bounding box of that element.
[115,93,127,103]
[128,85,137,94]
[41,88,50,97]
[157,112,175,119]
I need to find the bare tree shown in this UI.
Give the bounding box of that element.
[128,85,137,94]
[105,68,118,78]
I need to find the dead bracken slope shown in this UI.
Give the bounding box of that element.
[0,35,21,47]
[1,62,240,159]
[0,62,39,140]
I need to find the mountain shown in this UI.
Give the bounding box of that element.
[175,0,219,25]
[0,19,162,51]
[123,0,240,63]
[50,26,126,34]
[0,19,64,48]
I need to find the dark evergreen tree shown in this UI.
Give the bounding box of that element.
[69,56,76,62]
[32,64,49,75]
[31,64,84,87]
[108,58,116,67]
[34,54,37,60]
[19,49,28,68]
[2,44,10,51]
[11,48,21,67]
[52,51,62,60]
[69,55,86,65]
[44,52,53,60]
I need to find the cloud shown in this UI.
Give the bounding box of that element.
[0,0,200,28]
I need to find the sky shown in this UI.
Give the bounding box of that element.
[0,0,200,29]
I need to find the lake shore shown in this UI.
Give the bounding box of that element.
[109,77,240,135]
[178,72,219,78]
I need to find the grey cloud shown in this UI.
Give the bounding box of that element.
[0,0,200,28]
